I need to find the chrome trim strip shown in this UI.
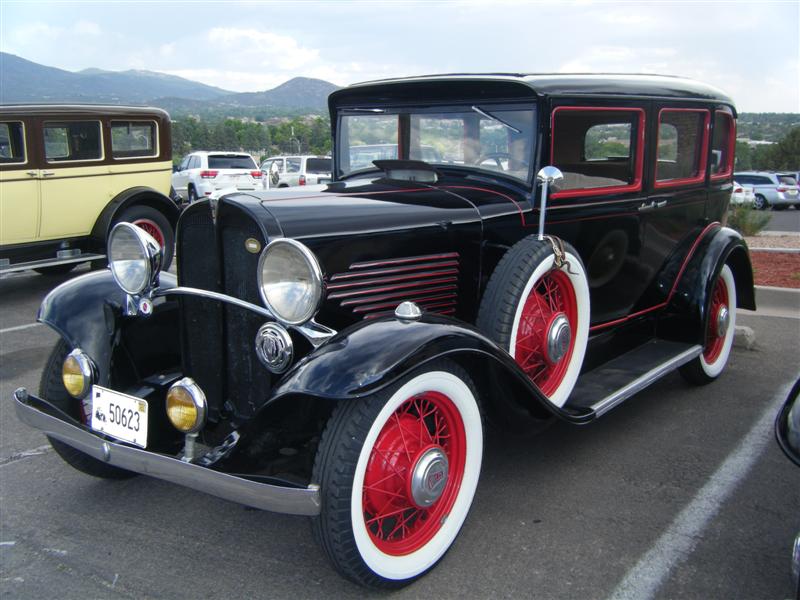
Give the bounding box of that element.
[590,345,703,417]
[153,286,336,348]
[13,388,321,516]
[0,253,107,274]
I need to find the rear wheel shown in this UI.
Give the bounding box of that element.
[40,339,135,479]
[114,205,174,270]
[187,185,198,203]
[312,360,482,588]
[680,264,737,385]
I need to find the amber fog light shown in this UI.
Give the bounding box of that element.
[166,378,207,433]
[62,349,94,399]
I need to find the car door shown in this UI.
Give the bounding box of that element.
[0,118,39,244]
[38,118,108,239]
[172,155,191,195]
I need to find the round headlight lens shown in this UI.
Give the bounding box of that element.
[62,349,94,399]
[108,222,159,295]
[258,239,323,325]
[166,378,206,433]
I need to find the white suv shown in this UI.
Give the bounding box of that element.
[172,151,261,202]
[260,155,332,188]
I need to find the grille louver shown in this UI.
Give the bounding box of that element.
[327,253,460,320]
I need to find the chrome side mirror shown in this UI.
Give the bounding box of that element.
[536,166,564,241]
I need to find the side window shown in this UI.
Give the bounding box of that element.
[179,156,191,171]
[189,156,201,169]
[550,107,644,197]
[0,122,26,164]
[710,111,735,179]
[43,121,102,162]
[286,157,301,173]
[111,121,157,158]
[655,109,710,186]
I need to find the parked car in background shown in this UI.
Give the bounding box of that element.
[733,171,800,210]
[730,180,756,206]
[172,151,261,202]
[260,155,332,188]
[14,74,755,588]
[0,105,178,274]
[349,143,442,171]
[775,378,800,599]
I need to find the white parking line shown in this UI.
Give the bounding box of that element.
[0,322,42,334]
[608,381,794,600]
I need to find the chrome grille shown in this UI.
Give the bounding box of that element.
[327,253,460,319]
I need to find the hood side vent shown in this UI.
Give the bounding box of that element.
[327,252,460,320]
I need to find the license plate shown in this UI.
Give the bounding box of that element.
[787,189,798,196]
[90,386,148,447]
[318,177,331,184]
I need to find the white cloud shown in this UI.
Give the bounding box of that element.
[207,28,319,70]
[73,20,100,36]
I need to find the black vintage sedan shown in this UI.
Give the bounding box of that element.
[14,73,755,588]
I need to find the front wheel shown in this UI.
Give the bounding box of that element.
[753,194,769,210]
[679,264,737,385]
[312,360,483,588]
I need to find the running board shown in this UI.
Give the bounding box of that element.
[0,253,106,274]
[565,340,703,418]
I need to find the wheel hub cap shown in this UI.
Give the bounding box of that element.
[715,306,729,338]
[546,313,572,364]
[409,447,449,508]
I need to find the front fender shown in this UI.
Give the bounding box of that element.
[38,270,179,386]
[269,314,594,423]
[663,226,755,344]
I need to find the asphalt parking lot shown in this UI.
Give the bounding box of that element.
[1,267,799,599]
[766,207,800,233]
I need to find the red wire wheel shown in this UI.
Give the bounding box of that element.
[513,269,578,397]
[703,273,729,363]
[131,218,165,249]
[362,391,466,556]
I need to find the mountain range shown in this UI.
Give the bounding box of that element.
[0,52,339,114]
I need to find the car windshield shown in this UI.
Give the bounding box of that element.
[337,104,536,183]
[306,158,332,173]
[208,154,257,169]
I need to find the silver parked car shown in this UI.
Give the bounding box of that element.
[260,155,332,188]
[733,171,800,210]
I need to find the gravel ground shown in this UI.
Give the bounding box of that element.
[745,234,800,249]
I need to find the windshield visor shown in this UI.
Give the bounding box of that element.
[338,105,536,183]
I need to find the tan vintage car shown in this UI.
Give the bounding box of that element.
[0,105,179,274]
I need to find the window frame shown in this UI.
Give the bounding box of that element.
[653,108,711,190]
[0,120,28,166]
[549,106,646,200]
[710,110,735,182]
[42,119,105,164]
[110,119,159,160]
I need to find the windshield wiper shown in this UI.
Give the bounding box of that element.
[471,106,521,134]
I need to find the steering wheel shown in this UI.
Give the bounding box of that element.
[475,152,528,171]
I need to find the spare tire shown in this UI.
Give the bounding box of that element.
[477,236,590,407]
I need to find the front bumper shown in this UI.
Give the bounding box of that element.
[13,388,321,516]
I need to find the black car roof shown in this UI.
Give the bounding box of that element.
[0,104,170,119]
[332,73,735,107]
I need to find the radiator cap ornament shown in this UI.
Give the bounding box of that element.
[395,301,422,320]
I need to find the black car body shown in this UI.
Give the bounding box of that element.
[14,73,755,588]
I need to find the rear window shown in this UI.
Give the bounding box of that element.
[0,122,26,164]
[208,155,256,169]
[306,158,331,173]
[44,121,102,162]
[111,121,157,158]
[778,175,798,186]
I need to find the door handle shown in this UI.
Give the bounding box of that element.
[26,170,38,177]
[41,170,55,177]
[638,201,655,212]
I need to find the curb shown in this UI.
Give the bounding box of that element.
[749,247,800,254]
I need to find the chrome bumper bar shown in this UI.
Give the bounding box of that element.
[13,388,321,516]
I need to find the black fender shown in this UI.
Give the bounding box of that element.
[267,313,595,424]
[90,186,180,249]
[663,225,755,344]
[37,270,180,386]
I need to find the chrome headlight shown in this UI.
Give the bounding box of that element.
[108,222,163,295]
[257,239,323,325]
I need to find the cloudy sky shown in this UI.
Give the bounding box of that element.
[1,0,798,112]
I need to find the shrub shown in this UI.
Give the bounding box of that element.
[726,204,771,236]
